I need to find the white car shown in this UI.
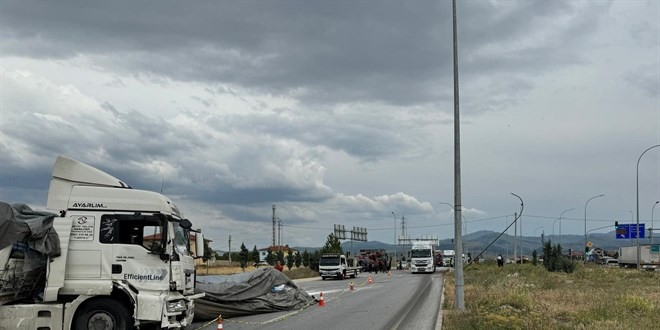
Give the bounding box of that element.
[254,261,270,267]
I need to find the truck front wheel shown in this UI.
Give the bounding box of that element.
[74,298,134,330]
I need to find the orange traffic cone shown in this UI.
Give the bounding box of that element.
[319,292,325,306]
[217,315,223,330]
[349,282,355,291]
[368,276,373,284]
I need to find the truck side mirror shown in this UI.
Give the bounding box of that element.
[179,219,192,229]
[195,231,205,259]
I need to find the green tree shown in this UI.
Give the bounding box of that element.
[276,250,285,264]
[287,249,294,270]
[309,250,321,271]
[203,244,215,262]
[302,251,310,267]
[251,245,260,264]
[266,249,274,265]
[239,243,249,270]
[542,240,576,273]
[321,234,343,254]
[295,252,302,268]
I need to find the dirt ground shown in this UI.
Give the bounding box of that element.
[196,265,261,276]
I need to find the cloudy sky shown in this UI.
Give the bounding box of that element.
[1,1,659,252]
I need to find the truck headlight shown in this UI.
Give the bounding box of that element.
[167,300,188,312]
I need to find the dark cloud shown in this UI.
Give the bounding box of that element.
[1,1,610,113]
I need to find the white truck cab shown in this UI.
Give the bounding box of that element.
[410,241,436,274]
[0,156,205,329]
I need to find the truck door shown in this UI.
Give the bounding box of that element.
[100,214,170,291]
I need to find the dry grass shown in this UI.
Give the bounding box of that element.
[196,264,318,280]
[442,262,660,330]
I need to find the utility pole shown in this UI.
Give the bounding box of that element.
[272,204,276,248]
[513,212,517,265]
[277,217,282,251]
[228,234,232,265]
[451,0,464,311]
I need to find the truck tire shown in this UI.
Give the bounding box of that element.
[73,297,134,330]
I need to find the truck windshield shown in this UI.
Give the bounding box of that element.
[172,222,190,256]
[411,249,432,258]
[319,256,340,266]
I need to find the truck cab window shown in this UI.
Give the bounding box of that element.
[100,215,164,252]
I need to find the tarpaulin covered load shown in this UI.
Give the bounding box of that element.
[0,202,60,257]
[194,267,315,320]
[0,201,59,305]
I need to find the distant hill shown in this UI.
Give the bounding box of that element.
[292,230,642,259]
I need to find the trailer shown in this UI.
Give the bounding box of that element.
[618,245,660,270]
[0,156,206,329]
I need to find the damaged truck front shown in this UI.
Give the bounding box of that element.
[0,156,205,329]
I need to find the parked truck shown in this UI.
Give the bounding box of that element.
[318,253,360,280]
[618,244,660,270]
[442,249,455,267]
[0,156,205,329]
[410,241,435,274]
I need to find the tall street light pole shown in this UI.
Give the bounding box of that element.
[584,194,605,263]
[511,193,524,266]
[637,144,660,269]
[652,201,659,244]
[392,212,397,267]
[558,208,574,247]
[451,0,464,311]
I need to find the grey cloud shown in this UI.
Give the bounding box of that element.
[625,65,660,98]
[1,1,610,113]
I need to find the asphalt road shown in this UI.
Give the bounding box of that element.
[189,268,446,330]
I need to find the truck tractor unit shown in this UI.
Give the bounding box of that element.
[410,241,436,274]
[0,156,205,329]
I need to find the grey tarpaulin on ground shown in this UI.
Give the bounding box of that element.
[0,202,60,257]
[194,267,315,320]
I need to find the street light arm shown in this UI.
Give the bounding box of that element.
[584,194,605,263]
[636,144,660,269]
[587,224,615,235]
[511,193,524,221]
[556,208,574,246]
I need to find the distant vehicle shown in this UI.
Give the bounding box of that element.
[598,256,613,265]
[434,250,444,266]
[618,245,660,269]
[605,259,619,267]
[319,253,359,280]
[442,249,455,267]
[254,261,270,267]
[410,241,435,273]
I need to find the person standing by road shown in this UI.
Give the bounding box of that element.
[497,254,504,267]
